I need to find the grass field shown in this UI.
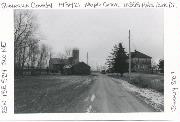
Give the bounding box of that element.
[14,74,95,113]
[108,73,164,93]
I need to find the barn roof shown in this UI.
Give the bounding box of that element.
[131,50,151,58]
[49,58,68,64]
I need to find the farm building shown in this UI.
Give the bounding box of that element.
[128,50,152,72]
[49,58,68,73]
[49,49,91,75]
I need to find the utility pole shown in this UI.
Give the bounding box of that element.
[129,29,131,81]
[50,52,52,59]
[87,52,88,65]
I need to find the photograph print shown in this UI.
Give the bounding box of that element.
[14,9,164,113]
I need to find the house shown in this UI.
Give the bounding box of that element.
[128,50,152,72]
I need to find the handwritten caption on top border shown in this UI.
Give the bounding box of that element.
[0,1,177,9]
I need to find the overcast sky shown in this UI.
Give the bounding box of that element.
[34,9,164,69]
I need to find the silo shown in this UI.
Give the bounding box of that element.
[72,49,79,64]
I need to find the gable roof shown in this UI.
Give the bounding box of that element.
[49,58,68,64]
[131,50,151,58]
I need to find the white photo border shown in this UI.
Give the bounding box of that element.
[0,0,180,121]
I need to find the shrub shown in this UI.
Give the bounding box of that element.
[71,62,91,75]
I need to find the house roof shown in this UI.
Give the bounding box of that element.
[131,50,151,58]
[49,58,68,64]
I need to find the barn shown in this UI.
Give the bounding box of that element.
[49,49,91,75]
[49,58,68,73]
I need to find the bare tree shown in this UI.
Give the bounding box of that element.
[56,48,72,59]
[14,10,38,75]
[27,38,40,68]
[64,47,72,58]
[57,52,66,59]
[38,44,49,69]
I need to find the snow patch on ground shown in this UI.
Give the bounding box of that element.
[91,94,96,102]
[84,96,89,102]
[86,105,92,113]
[83,78,92,85]
[85,104,96,113]
[74,78,92,89]
[112,78,164,112]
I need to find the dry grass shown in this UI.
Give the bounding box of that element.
[14,75,94,113]
[108,73,164,93]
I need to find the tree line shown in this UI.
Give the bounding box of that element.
[14,10,50,76]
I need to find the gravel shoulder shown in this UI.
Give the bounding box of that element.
[111,77,164,112]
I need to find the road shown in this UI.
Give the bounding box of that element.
[86,73,154,112]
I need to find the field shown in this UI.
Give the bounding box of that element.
[14,74,95,113]
[108,73,164,93]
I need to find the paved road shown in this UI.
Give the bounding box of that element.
[87,73,154,113]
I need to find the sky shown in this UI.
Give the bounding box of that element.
[34,9,164,70]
